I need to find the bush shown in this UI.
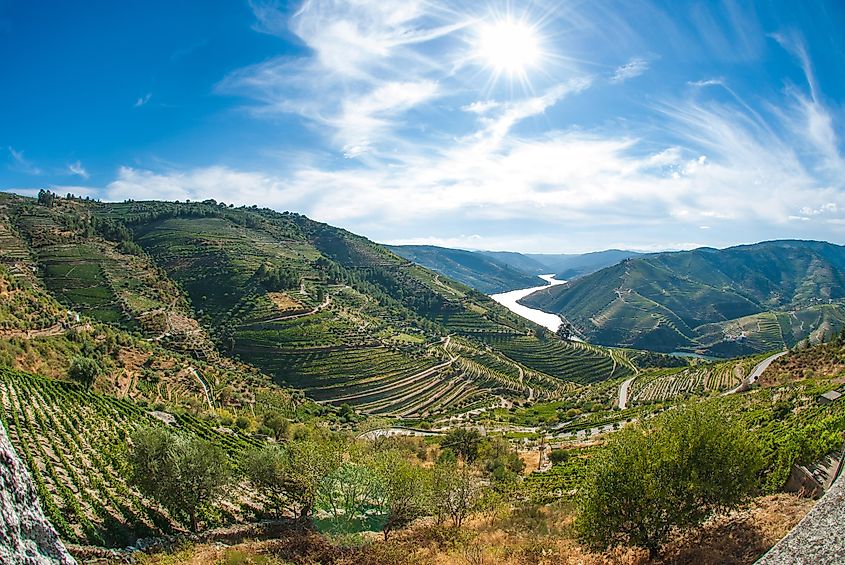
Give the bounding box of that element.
[549,449,569,465]
[67,356,100,389]
[576,405,762,557]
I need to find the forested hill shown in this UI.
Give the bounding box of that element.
[0,191,632,421]
[388,244,545,293]
[520,240,845,357]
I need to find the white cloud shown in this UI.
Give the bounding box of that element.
[137,2,845,251]
[611,57,649,83]
[461,100,500,114]
[218,0,468,159]
[67,160,89,179]
[7,147,43,175]
[134,93,152,107]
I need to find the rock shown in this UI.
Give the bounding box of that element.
[0,422,75,564]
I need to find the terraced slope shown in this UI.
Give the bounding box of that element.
[0,193,628,417]
[628,354,771,404]
[521,240,845,356]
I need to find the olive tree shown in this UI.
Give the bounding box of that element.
[129,427,231,532]
[67,356,100,390]
[245,437,343,520]
[429,460,484,528]
[369,449,430,540]
[576,405,762,557]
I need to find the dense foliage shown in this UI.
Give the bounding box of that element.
[576,405,763,556]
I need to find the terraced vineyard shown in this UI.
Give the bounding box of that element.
[629,354,770,404]
[480,335,630,384]
[522,447,593,503]
[0,194,634,421]
[0,367,264,546]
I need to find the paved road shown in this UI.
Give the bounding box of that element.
[724,350,789,395]
[617,376,636,410]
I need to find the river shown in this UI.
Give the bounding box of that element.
[490,274,568,332]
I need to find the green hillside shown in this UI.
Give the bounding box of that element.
[521,241,845,356]
[388,244,545,293]
[0,192,629,419]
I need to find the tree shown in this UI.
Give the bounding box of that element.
[67,356,100,390]
[284,437,343,519]
[128,427,231,532]
[441,428,483,463]
[479,437,525,485]
[428,461,483,528]
[549,448,570,465]
[318,460,378,529]
[576,405,762,557]
[37,189,56,207]
[262,412,290,441]
[242,446,288,513]
[369,450,430,540]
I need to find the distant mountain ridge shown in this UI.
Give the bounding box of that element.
[390,246,641,293]
[387,245,545,294]
[520,240,845,357]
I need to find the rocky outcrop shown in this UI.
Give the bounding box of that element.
[757,462,845,565]
[0,422,75,565]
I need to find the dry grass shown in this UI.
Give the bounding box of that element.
[137,493,814,565]
[267,292,305,313]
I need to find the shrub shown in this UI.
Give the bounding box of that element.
[576,404,762,557]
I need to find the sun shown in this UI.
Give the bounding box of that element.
[476,18,542,77]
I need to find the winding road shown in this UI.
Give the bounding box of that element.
[617,376,636,410]
[723,350,789,395]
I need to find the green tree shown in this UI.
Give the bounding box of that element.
[242,446,288,513]
[576,405,762,557]
[285,437,343,519]
[67,356,100,390]
[441,428,483,463]
[128,427,231,532]
[262,412,290,441]
[318,460,378,529]
[369,450,430,540]
[549,448,569,465]
[428,460,483,528]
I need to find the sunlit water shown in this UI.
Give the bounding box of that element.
[490,274,568,332]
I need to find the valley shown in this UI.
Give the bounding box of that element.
[0,192,843,564]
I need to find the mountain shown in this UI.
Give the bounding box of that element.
[520,240,845,357]
[525,250,643,280]
[390,246,641,294]
[477,251,550,275]
[387,245,545,293]
[0,192,631,421]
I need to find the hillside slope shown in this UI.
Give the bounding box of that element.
[388,244,545,293]
[0,192,630,419]
[521,241,845,356]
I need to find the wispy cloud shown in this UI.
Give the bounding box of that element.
[67,160,89,179]
[7,146,43,175]
[134,93,152,107]
[611,57,649,83]
[217,0,469,158]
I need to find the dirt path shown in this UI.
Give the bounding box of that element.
[189,367,214,410]
[254,294,332,324]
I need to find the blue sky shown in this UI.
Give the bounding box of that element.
[2,0,845,253]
